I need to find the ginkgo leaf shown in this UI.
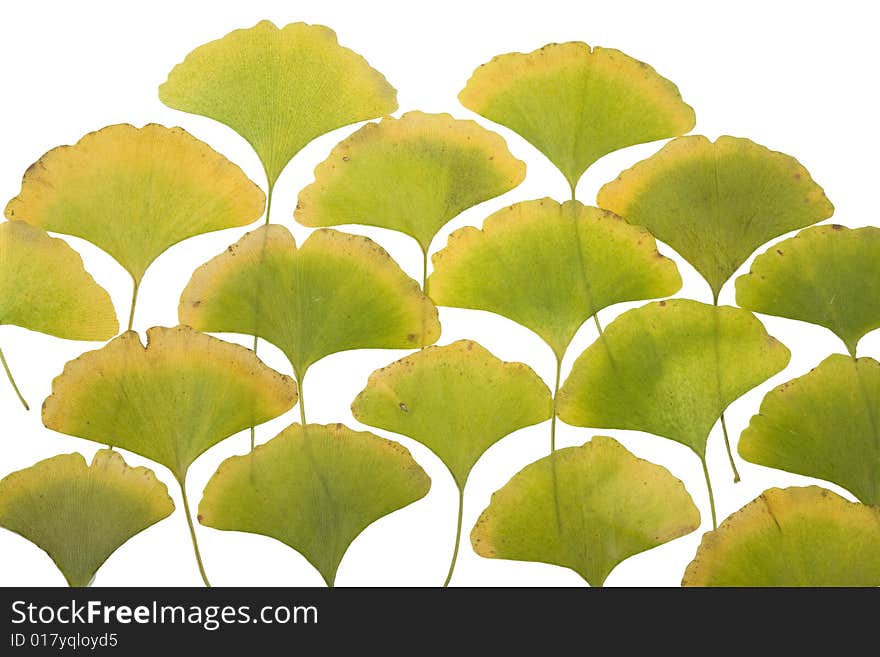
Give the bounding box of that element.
[4,124,265,330]
[0,220,117,409]
[459,42,695,194]
[471,436,700,587]
[351,340,551,585]
[160,20,398,188]
[199,422,430,586]
[42,325,297,585]
[42,326,297,482]
[0,449,173,586]
[598,136,834,301]
[557,299,790,526]
[179,225,440,384]
[353,340,551,489]
[295,111,526,258]
[736,225,880,356]
[0,220,117,341]
[429,199,681,361]
[739,354,880,505]
[682,486,880,587]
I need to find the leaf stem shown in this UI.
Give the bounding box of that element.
[700,457,717,529]
[421,246,429,294]
[550,354,562,452]
[720,413,741,483]
[712,295,741,483]
[179,479,211,587]
[442,486,465,587]
[592,312,604,338]
[298,375,307,427]
[248,184,276,451]
[0,344,29,410]
[127,278,140,332]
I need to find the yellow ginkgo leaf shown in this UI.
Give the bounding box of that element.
[683,487,880,586]
[0,450,173,586]
[459,42,695,195]
[4,124,266,329]
[296,111,525,282]
[42,326,297,586]
[160,20,398,188]
[179,225,439,423]
[0,220,117,409]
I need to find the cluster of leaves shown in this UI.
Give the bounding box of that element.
[1,21,877,588]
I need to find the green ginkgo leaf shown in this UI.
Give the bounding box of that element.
[736,225,880,356]
[179,225,439,420]
[682,486,880,587]
[159,20,398,189]
[4,124,265,330]
[199,422,430,586]
[42,326,297,585]
[459,42,695,195]
[471,436,700,586]
[0,220,117,409]
[598,135,834,301]
[557,299,790,526]
[351,340,552,584]
[739,354,880,505]
[0,449,173,586]
[296,111,526,281]
[429,199,681,361]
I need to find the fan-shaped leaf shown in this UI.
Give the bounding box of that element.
[0,220,117,341]
[199,423,430,586]
[558,300,789,459]
[0,449,173,586]
[739,354,880,505]
[42,326,297,482]
[352,340,551,489]
[682,486,880,586]
[471,436,700,586]
[160,20,398,187]
[4,124,266,287]
[459,42,695,193]
[179,225,439,379]
[429,199,681,360]
[736,225,880,355]
[41,326,296,585]
[295,111,526,254]
[598,136,834,301]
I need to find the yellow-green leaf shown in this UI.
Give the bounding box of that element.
[199,423,430,586]
[740,354,880,505]
[558,299,789,526]
[682,486,880,586]
[0,220,117,341]
[598,135,834,301]
[0,450,173,586]
[429,199,681,360]
[736,225,880,355]
[4,123,266,288]
[558,300,789,459]
[42,326,297,482]
[459,42,695,193]
[471,436,700,586]
[160,20,398,187]
[352,340,551,490]
[295,111,525,253]
[179,225,439,380]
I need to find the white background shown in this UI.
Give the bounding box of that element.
[1,0,877,587]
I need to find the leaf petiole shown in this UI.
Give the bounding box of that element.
[0,343,29,410]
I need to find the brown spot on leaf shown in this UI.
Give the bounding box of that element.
[832,224,843,230]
